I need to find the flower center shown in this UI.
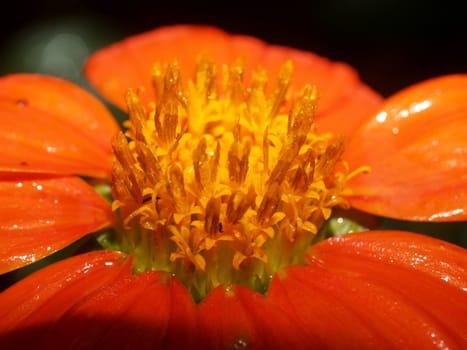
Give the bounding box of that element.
[108,56,364,301]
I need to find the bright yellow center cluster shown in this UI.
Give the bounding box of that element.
[110,56,361,300]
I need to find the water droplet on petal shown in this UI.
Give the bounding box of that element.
[232,337,248,349]
[16,99,28,107]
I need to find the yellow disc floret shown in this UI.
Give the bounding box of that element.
[110,55,366,301]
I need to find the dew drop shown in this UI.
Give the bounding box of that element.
[46,146,58,153]
[16,99,28,107]
[31,181,43,191]
[375,111,387,123]
[232,337,248,349]
[399,109,409,118]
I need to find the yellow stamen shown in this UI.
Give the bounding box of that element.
[110,55,367,301]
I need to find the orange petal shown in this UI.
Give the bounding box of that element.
[0,74,119,179]
[198,284,313,349]
[314,230,467,321]
[0,250,128,347]
[267,230,467,347]
[84,24,382,139]
[311,230,467,290]
[315,83,383,141]
[0,73,119,154]
[0,251,198,349]
[49,271,198,349]
[344,74,467,221]
[0,175,115,274]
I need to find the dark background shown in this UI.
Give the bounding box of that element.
[0,0,466,245]
[1,0,466,97]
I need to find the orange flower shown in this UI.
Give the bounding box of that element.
[0,25,466,348]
